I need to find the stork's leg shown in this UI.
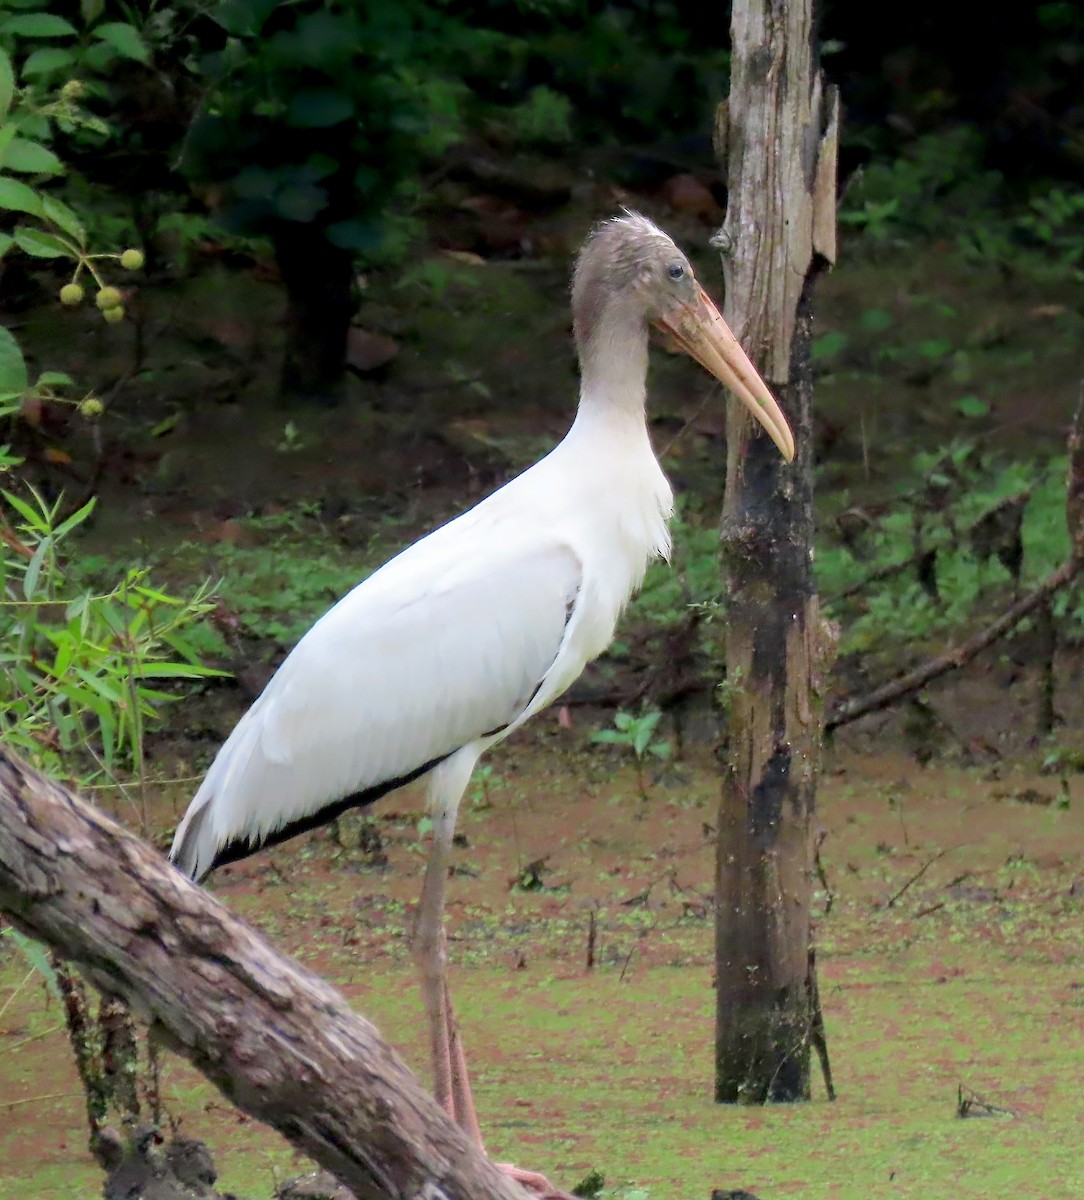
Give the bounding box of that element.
[414,751,486,1136]
[445,975,483,1145]
[413,797,461,1121]
[414,753,575,1200]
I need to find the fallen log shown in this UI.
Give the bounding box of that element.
[0,749,531,1200]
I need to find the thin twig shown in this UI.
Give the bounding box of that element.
[0,1090,84,1110]
[957,1082,1016,1119]
[814,829,833,915]
[884,849,949,908]
[3,1022,64,1053]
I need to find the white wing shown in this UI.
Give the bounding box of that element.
[171,529,581,880]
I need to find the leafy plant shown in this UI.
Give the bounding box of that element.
[818,443,1079,662]
[591,709,672,800]
[840,127,1004,246]
[505,85,573,147]
[0,40,147,337]
[1016,186,1084,278]
[0,482,222,786]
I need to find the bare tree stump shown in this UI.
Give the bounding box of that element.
[0,750,533,1200]
[714,0,839,1103]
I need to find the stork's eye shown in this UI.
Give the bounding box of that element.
[668,263,686,281]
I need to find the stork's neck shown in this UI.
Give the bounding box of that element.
[571,308,651,438]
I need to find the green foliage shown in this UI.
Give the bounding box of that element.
[0,480,222,780]
[1013,187,1084,278]
[592,709,671,800]
[623,445,1076,679]
[505,85,573,147]
[468,762,501,811]
[0,34,145,333]
[819,445,1078,659]
[174,507,377,646]
[841,127,1005,245]
[0,0,149,82]
[179,0,471,262]
[0,924,59,1004]
[0,26,216,789]
[174,0,731,267]
[631,506,720,634]
[841,127,1084,283]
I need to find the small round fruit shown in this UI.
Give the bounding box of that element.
[59,283,85,306]
[102,304,126,324]
[79,396,104,418]
[95,286,123,311]
[60,79,85,102]
[120,248,144,271]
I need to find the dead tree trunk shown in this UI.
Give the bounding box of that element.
[0,749,532,1200]
[714,0,839,1103]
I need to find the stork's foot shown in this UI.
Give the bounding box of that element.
[496,1162,577,1200]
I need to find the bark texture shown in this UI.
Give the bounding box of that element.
[274,223,355,405]
[0,750,531,1200]
[714,0,839,1103]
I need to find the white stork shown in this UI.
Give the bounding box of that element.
[171,212,794,1194]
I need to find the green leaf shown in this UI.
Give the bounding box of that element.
[148,411,182,438]
[812,330,848,361]
[4,929,60,997]
[955,395,990,419]
[22,533,50,599]
[81,0,105,25]
[0,232,13,260]
[0,326,28,395]
[52,497,95,539]
[35,370,73,388]
[21,46,75,77]
[287,89,354,128]
[2,488,47,531]
[274,181,326,222]
[590,730,631,746]
[327,219,382,253]
[632,712,661,757]
[859,307,894,333]
[135,662,226,679]
[919,338,953,359]
[0,176,44,217]
[0,14,78,37]
[1,137,64,175]
[13,226,70,258]
[0,47,14,119]
[72,666,124,706]
[92,22,150,64]
[41,194,85,244]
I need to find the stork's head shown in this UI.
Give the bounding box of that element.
[573,212,795,462]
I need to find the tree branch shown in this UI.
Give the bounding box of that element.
[0,750,531,1200]
[826,556,1080,730]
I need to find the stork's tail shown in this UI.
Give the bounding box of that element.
[169,795,217,883]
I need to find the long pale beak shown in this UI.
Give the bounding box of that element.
[654,287,795,462]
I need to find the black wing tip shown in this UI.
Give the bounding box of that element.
[184,754,451,879]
